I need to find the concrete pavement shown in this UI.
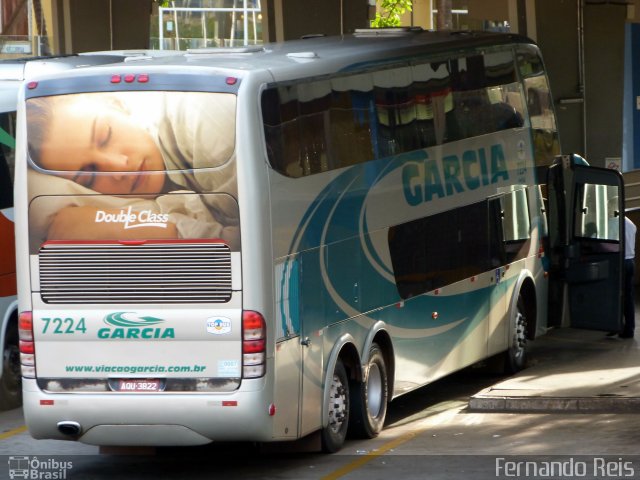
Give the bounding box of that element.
[469,327,640,412]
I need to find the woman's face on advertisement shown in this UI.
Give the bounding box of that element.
[37,96,166,195]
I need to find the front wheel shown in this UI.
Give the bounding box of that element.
[321,359,349,453]
[349,343,388,439]
[504,294,528,374]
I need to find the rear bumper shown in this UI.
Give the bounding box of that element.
[22,378,275,446]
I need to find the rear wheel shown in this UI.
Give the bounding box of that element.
[349,343,388,439]
[504,294,528,374]
[0,320,22,411]
[321,359,349,453]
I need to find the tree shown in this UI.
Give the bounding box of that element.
[370,0,413,28]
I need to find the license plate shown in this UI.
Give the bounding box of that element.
[115,379,162,392]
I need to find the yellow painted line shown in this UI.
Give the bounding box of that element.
[0,425,27,440]
[322,401,465,480]
[322,430,420,480]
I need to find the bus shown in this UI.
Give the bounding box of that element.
[14,29,624,452]
[0,52,174,410]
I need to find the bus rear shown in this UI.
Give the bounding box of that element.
[15,66,273,446]
[0,52,163,411]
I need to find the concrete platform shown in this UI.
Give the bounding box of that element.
[469,327,640,413]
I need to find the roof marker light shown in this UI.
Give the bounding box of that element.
[226,77,238,85]
[111,74,121,84]
[27,81,38,89]
[138,74,149,83]
[124,74,135,83]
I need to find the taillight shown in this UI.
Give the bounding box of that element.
[242,311,266,378]
[18,312,35,378]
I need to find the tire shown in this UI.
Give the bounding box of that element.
[0,321,22,411]
[321,359,349,453]
[504,294,528,374]
[349,343,388,439]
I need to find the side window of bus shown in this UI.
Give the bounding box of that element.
[281,85,303,176]
[373,66,416,156]
[448,52,523,141]
[329,74,375,166]
[500,188,531,263]
[261,88,286,174]
[411,61,453,148]
[261,48,527,179]
[298,81,331,175]
[574,183,621,253]
[531,184,549,239]
[262,77,377,177]
[388,200,494,299]
[517,46,560,177]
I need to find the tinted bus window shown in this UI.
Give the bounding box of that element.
[388,200,496,299]
[517,46,560,178]
[262,48,526,178]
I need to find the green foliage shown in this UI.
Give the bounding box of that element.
[370,0,413,28]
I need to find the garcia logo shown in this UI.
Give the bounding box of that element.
[95,205,169,230]
[401,143,509,205]
[98,312,175,339]
[206,317,232,335]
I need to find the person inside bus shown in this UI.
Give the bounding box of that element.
[25,91,240,250]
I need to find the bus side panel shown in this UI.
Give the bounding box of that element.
[488,268,509,357]
[271,129,542,399]
[273,337,301,439]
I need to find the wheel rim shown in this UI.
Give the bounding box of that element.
[366,363,382,418]
[327,372,347,434]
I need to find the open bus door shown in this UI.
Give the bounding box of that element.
[546,154,625,331]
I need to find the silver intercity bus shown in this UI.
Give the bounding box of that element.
[14,29,624,452]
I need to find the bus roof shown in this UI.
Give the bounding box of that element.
[0,51,181,113]
[23,30,536,88]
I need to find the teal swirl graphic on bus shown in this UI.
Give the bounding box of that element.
[104,312,165,328]
[278,142,509,340]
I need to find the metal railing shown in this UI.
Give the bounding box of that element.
[158,2,262,50]
[0,35,52,58]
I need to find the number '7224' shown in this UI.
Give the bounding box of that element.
[41,317,87,334]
